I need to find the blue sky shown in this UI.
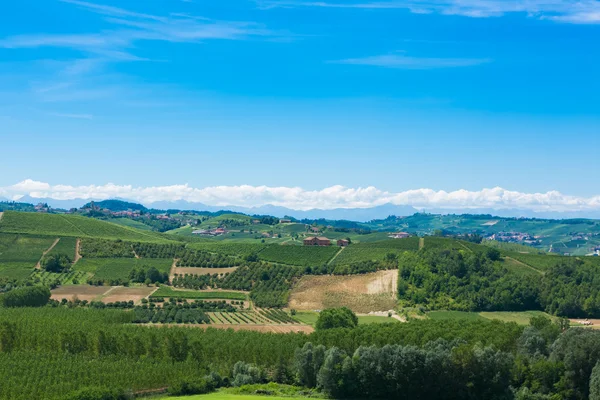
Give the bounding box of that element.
[1,0,599,210]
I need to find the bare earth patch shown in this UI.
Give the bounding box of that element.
[51,285,112,302]
[173,267,238,276]
[102,286,157,304]
[289,270,398,313]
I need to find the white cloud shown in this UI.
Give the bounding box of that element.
[333,53,491,69]
[2,179,600,213]
[258,0,600,24]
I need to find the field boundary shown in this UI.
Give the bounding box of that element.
[74,239,82,264]
[327,247,345,266]
[35,238,60,270]
[505,256,544,275]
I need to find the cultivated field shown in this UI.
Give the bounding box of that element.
[0,233,57,279]
[74,258,172,279]
[195,324,313,333]
[50,285,156,303]
[258,245,339,266]
[0,211,168,242]
[50,285,112,302]
[152,286,248,300]
[331,238,419,266]
[173,267,238,276]
[289,269,398,313]
[101,286,157,303]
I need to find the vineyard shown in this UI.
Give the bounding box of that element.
[0,233,56,279]
[30,269,89,286]
[257,245,339,267]
[45,237,78,259]
[152,286,248,301]
[0,211,168,242]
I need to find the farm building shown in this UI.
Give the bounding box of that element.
[304,237,331,246]
[279,219,292,224]
[337,239,349,247]
[389,232,410,239]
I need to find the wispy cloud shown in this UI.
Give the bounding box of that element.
[47,112,94,119]
[257,0,600,24]
[3,179,600,213]
[332,53,491,69]
[0,1,284,62]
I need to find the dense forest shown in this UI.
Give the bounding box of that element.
[398,248,600,318]
[0,306,598,399]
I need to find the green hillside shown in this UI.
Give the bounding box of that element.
[0,211,170,242]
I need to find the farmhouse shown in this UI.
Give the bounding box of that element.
[279,219,292,224]
[304,237,331,246]
[337,239,349,247]
[389,232,410,239]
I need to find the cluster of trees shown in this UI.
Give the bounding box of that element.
[131,242,186,259]
[128,266,168,285]
[171,273,224,290]
[177,250,238,268]
[397,248,600,318]
[79,239,134,258]
[221,262,302,308]
[41,254,72,273]
[315,307,358,330]
[1,286,50,307]
[132,306,210,324]
[295,341,513,399]
[8,305,600,399]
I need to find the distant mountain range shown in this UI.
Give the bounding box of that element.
[10,195,600,222]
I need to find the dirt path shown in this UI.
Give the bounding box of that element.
[327,247,345,265]
[132,245,140,259]
[505,256,543,275]
[35,238,60,269]
[419,237,425,249]
[169,258,179,282]
[73,239,82,264]
[93,286,117,302]
[0,212,4,222]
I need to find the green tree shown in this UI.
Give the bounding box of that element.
[590,361,600,400]
[41,254,72,273]
[315,307,358,330]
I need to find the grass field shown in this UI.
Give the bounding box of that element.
[427,310,556,325]
[479,311,556,325]
[258,245,339,266]
[0,211,169,242]
[427,311,486,321]
[166,391,305,400]
[74,258,172,280]
[151,286,248,300]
